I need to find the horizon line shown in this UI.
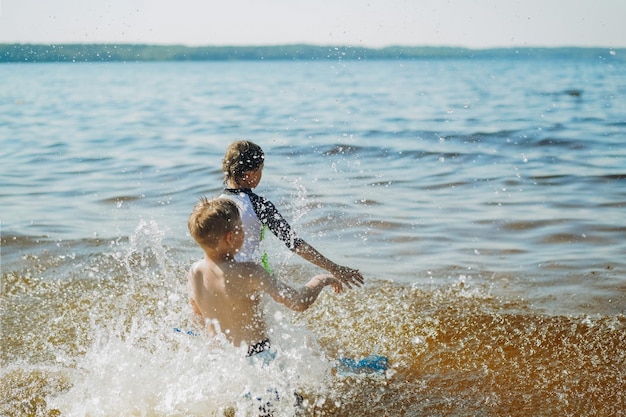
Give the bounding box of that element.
[1,42,624,51]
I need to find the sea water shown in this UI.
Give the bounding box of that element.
[1,54,625,416]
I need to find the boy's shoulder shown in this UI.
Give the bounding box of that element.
[188,259,205,274]
[226,260,267,278]
[222,261,271,295]
[192,258,267,282]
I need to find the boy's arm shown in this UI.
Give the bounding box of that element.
[187,266,198,312]
[253,266,342,312]
[186,265,206,329]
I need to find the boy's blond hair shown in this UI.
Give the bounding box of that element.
[188,197,240,247]
[222,140,265,184]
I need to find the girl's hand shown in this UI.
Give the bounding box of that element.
[330,265,364,288]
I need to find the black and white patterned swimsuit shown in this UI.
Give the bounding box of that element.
[219,188,304,262]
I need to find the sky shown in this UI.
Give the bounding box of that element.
[0,0,625,49]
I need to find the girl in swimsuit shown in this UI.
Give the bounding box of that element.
[219,140,364,289]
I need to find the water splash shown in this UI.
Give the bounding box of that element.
[122,218,170,279]
[3,220,626,416]
[42,220,337,416]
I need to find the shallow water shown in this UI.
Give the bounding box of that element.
[1,56,626,415]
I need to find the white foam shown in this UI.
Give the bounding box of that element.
[48,220,335,416]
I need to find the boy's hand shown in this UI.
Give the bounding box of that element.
[308,274,344,293]
[330,265,364,288]
[327,277,344,294]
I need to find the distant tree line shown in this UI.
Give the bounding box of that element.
[0,43,623,63]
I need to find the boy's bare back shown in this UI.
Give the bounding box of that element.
[188,258,269,347]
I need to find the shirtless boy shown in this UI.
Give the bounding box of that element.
[187,197,342,356]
